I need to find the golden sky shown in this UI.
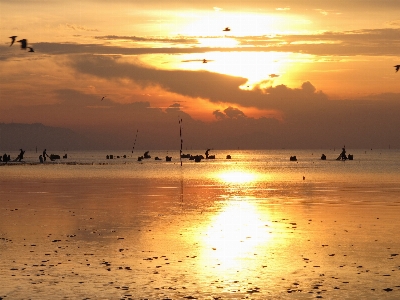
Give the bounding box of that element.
[1,0,400,149]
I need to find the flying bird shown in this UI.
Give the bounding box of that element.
[223,27,231,32]
[27,47,34,52]
[181,59,214,63]
[17,39,27,49]
[394,65,400,72]
[9,36,17,46]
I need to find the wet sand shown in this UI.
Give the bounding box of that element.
[1,176,400,299]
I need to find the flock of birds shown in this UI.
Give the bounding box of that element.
[9,28,400,73]
[9,35,34,52]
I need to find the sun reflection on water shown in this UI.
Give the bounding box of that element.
[218,171,256,184]
[201,199,272,272]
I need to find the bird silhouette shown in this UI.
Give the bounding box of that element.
[9,36,17,46]
[27,47,34,52]
[182,59,214,63]
[223,27,231,31]
[17,39,27,49]
[394,65,400,72]
[101,96,105,101]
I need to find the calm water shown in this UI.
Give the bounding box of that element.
[2,149,400,205]
[1,149,400,299]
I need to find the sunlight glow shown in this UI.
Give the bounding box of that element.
[180,11,302,37]
[218,171,256,184]
[141,46,316,95]
[175,51,314,88]
[197,37,239,48]
[202,200,270,271]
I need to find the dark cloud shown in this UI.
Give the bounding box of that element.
[235,28,400,56]
[212,107,247,120]
[66,55,331,114]
[168,103,181,108]
[67,54,249,104]
[2,46,302,112]
[95,35,199,44]
[2,27,399,59]
[213,110,226,120]
[165,103,183,114]
[223,107,246,119]
[10,42,234,56]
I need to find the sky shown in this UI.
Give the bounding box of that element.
[1,0,400,149]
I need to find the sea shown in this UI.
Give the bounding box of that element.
[1,149,400,299]
[1,148,400,204]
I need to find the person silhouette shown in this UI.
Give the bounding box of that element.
[43,149,50,161]
[340,147,347,160]
[17,149,25,162]
[205,149,210,159]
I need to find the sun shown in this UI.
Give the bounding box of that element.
[197,37,239,48]
[177,51,294,88]
[171,9,316,88]
[179,10,295,37]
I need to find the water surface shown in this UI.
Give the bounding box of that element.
[1,149,400,299]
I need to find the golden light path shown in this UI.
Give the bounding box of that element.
[198,170,274,274]
[215,169,273,185]
[218,170,256,184]
[202,199,271,273]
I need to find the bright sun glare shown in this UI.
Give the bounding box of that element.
[170,10,315,87]
[202,200,270,271]
[180,11,294,37]
[197,37,239,48]
[176,51,307,88]
[218,171,256,184]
